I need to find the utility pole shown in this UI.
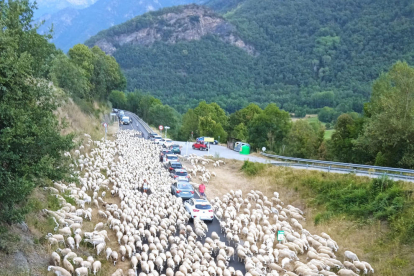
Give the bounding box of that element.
[165,126,170,139]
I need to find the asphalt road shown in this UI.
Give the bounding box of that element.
[119,116,247,274]
[174,141,270,163]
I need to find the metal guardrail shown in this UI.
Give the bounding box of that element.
[262,153,414,180]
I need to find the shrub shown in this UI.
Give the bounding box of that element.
[241,161,268,176]
[300,175,414,243]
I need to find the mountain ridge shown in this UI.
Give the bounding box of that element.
[37,0,206,52]
[86,5,255,55]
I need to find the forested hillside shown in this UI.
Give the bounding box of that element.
[88,0,414,113]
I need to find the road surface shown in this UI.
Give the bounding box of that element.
[174,141,270,163]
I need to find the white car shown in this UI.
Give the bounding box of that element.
[184,199,214,222]
[164,154,179,163]
[163,139,173,148]
[154,137,164,144]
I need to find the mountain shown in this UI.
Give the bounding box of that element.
[37,0,206,52]
[33,0,97,18]
[87,0,414,114]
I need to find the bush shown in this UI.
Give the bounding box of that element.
[301,175,414,243]
[241,161,268,176]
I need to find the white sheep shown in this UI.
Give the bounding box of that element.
[51,252,61,266]
[92,261,102,275]
[344,250,359,262]
[47,266,71,276]
[75,267,88,276]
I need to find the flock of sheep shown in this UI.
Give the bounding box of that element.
[43,129,374,276]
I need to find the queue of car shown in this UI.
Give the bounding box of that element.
[116,110,215,221]
[153,134,215,221]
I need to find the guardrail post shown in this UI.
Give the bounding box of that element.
[328,166,331,172]
[306,164,309,169]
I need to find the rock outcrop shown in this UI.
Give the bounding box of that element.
[91,5,255,56]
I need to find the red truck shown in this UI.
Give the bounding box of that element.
[192,141,208,151]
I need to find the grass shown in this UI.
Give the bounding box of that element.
[293,114,335,140]
[261,167,414,275]
[324,129,334,139]
[55,98,112,141]
[241,160,269,176]
[0,226,20,254]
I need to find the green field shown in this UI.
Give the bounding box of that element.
[324,129,334,140]
[293,116,335,140]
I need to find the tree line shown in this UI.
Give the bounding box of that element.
[0,0,125,224]
[110,61,414,169]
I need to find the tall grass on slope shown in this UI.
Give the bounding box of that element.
[241,161,269,176]
[300,175,414,244]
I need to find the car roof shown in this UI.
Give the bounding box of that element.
[166,154,177,157]
[194,199,211,204]
[170,161,181,165]
[175,169,186,172]
[165,139,172,141]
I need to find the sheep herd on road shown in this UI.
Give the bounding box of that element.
[43,129,374,276]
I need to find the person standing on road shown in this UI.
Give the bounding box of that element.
[199,183,206,199]
[160,154,164,162]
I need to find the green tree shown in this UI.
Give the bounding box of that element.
[109,90,128,109]
[68,44,94,80]
[248,103,291,151]
[357,61,414,168]
[194,101,228,129]
[311,91,335,108]
[232,123,248,141]
[67,44,126,100]
[179,101,229,141]
[49,54,90,99]
[139,94,162,122]
[90,46,126,100]
[126,91,143,115]
[318,106,338,123]
[331,113,364,163]
[228,103,262,139]
[283,120,324,158]
[198,116,227,142]
[148,104,181,138]
[179,109,199,140]
[0,0,74,223]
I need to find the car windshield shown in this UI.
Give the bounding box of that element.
[195,204,211,209]
[178,183,191,189]
[171,145,180,148]
[171,163,182,168]
[175,171,187,176]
